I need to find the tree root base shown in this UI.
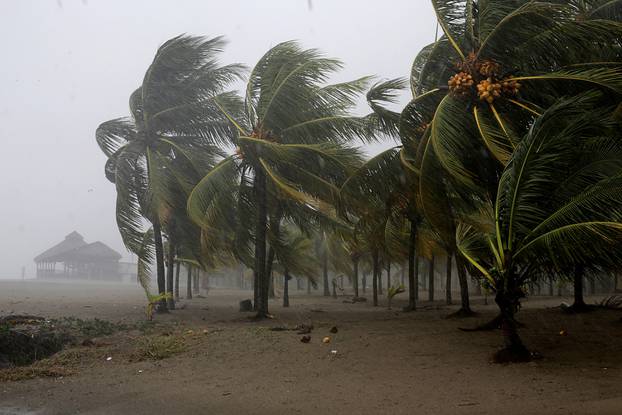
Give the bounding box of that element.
[446,308,477,319]
[492,345,533,364]
[459,314,526,331]
[251,313,275,321]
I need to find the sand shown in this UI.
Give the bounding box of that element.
[1,279,621,415]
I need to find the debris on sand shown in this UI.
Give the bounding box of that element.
[81,339,95,347]
[329,326,338,334]
[269,326,292,332]
[343,297,367,304]
[300,335,311,343]
[295,324,313,334]
[322,336,331,344]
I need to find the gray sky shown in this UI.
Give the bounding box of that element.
[0,0,436,278]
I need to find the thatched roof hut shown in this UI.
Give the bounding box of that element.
[34,231,122,281]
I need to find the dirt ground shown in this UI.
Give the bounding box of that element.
[1,280,621,415]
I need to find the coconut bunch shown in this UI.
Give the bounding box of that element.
[448,56,520,104]
[476,60,501,78]
[448,72,475,95]
[477,78,502,104]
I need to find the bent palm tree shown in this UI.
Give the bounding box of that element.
[409,1,622,188]
[188,41,401,318]
[96,35,244,311]
[456,92,622,361]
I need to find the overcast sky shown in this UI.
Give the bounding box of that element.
[0,0,436,279]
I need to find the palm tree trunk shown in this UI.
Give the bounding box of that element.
[166,239,175,310]
[445,254,453,305]
[352,257,359,298]
[253,270,258,310]
[494,286,530,363]
[307,277,311,295]
[266,247,276,299]
[386,262,391,292]
[186,265,192,300]
[193,269,200,294]
[548,275,554,296]
[378,259,383,296]
[362,273,367,293]
[573,264,586,308]
[283,270,290,308]
[372,249,379,307]
[174,260,180,301]
[322,248,330,296]
[428,255,435,302]
[153,218,168,313]
[456,256,472,315]
[415,256,419,301]
[254,169,269,318]
[401,262,405,286]
[406,220,417,311]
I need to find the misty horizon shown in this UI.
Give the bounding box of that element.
[0,0,436,279]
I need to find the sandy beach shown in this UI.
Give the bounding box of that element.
[0,280,621,415]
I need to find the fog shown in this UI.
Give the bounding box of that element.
[0,0,436,279]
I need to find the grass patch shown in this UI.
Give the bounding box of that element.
[51,317,126,338]
[130,335,186,361]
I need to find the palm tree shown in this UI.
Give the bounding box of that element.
[401,1,622,316]
[341,148,404,306]
[456,92,622,361]
[96,35,244,312]
[187,41,398,318]
[409,1,622,188]
[269,224,318,307]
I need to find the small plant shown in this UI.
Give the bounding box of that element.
[146,293,173,321]
[387,284,406,309]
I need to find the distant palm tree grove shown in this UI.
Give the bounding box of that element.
[96,0,622,363]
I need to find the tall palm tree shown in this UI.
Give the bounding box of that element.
[456,91,622,361]
[96,35,244,311]
[187,41,398,318]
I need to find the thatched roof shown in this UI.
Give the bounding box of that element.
[61,242,122,262]
[34,231,87,262]
[34,232,121,263]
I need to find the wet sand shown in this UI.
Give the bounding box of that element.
[1,280,621,415]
